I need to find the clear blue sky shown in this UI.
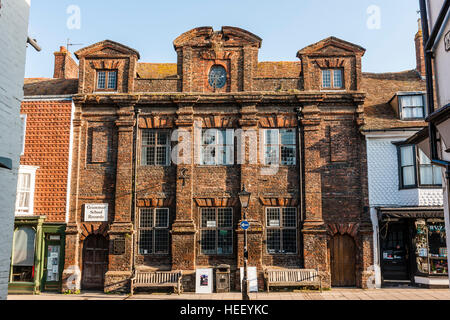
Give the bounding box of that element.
[25,0,421,78]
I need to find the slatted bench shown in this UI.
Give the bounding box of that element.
[264,268,322,292]
[130,270,183,295]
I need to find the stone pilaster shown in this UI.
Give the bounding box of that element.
[171,103,197,270]
[236,103,265,289]
[104,104,135,292]
[300,104,330,287]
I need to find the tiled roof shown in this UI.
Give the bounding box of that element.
[255,61,301,78]
[135,62,302,79]
[361,70,427,131]
[24,78,78,96]
[136,63,178,79]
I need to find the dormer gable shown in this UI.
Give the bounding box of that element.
[74,40,140,59]
[297,37,366,91]
[75,40,140,94]
[173,26,262,93]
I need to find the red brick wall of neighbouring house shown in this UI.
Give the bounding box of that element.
[20,100,72,222]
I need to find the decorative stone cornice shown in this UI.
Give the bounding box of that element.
[259,115,297,128]
[137,197,175,207]
[259,197,299,207]
[194,197,238,207]
[139,116,174,129]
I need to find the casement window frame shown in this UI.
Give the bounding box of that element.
[398,94,426,121]
[138,207,170,255]
[263,128,297,166]
[321,68,344,89]
[96,70,118,91]
[20,114,27,156]
[199,207,234,256]
[417,148,442,187]
[200,128,234,166]
[15,165,38,216]
[397,144,442,190]
[265,207,298,255]
[140,129,171,166]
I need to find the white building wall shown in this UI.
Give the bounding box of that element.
[0,0,31,300]
[426,0,450,288]
[366,132,444,288]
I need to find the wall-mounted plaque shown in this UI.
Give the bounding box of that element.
[113,238,125,255]
[84,203,108,222]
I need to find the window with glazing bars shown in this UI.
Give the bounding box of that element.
[141,130,171,166]
[266,207,297,254]
[321,69,343,89]
[418,148,442,186]
[400,95,425,119]
[138,208,170,255]
[96,70,117,90]
[264,129,296,165]
[201,129,234,165]
[200,208,233,255]
[15,172,32,215]
[398,145,442,188]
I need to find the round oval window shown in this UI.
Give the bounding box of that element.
[208,65,227,89]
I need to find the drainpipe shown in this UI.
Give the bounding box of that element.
[296,106,305,266]
[131,109,141,279]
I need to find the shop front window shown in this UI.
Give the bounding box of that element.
[11,226,36,282]
[415,220,448,275]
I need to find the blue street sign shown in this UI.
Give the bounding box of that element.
[240,220,250,230]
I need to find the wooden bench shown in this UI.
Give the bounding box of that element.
[264,268,322,292]
[130,270,183,295]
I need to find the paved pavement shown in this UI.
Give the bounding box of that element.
[7,288,450,300]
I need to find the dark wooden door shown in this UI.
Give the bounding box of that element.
[330,234,356,287]
[82,235,109,290]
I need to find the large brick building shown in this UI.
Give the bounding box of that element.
[57,26,373,292]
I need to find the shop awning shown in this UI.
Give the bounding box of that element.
[378,207,444,220]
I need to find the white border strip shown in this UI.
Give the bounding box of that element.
[65,100,75,223]
[23,95,73,101]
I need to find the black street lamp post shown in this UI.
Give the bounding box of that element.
[238,185,251,301]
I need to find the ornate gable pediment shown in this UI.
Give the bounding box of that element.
[75,40,140,59]
[297,36,366,58]
[173,26,262,50]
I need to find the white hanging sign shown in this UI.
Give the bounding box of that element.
[84,204,108,222]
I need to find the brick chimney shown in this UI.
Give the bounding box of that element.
[53,46,78,79]
[415,19,426,78]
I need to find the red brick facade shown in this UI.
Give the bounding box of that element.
[61,27,373,292]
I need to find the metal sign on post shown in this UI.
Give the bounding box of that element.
[240,220,250,230]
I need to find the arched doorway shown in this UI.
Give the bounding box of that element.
[82,234,109,290]
[330,234,356,287]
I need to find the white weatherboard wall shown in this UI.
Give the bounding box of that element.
[366,132,444,288]
[0,0,31,300]
[427,0,450,288]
